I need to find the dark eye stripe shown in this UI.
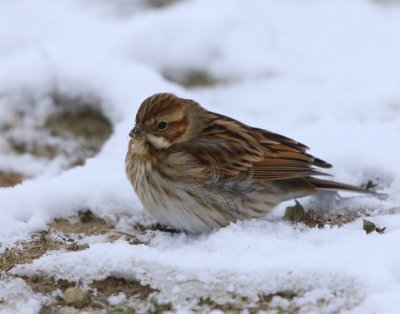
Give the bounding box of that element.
[161,117,188,142]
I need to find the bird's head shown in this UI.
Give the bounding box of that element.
[129,93,206,151]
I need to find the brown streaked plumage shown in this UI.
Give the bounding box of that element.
[125,93,380,233]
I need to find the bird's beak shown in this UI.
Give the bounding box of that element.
[129,124,144,138]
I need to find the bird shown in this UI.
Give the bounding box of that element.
[125,93,380,233]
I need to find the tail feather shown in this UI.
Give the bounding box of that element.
[308,177,387,199]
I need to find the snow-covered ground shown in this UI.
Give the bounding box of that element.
[1,0,400,313]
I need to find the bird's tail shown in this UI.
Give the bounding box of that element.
[308,177,387,199]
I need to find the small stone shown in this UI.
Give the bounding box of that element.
[284,200,306,222]
[376,226,386,234]
[63,287,91,308]
[363,219,376,234]
[363,219,386,234]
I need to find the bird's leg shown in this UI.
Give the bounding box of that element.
[151,223,181,234]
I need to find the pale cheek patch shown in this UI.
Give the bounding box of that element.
[147,134,171,149]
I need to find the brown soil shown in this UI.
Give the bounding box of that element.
[0,171,24,188]
[1,92,113,184]
[91,277,155,300]
[162,70,222,88]
[1,209,370,313]
[0,233,65,273]
[23,275,75,295]
[49,210,115,237]
[285,201,359,228]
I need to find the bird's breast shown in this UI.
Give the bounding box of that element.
[126,154,153,204]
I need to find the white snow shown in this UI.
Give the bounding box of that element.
[0,277,46,314]
[107,292,127,305]
[1,0,400,313]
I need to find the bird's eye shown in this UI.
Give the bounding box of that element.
[157,121,168,130]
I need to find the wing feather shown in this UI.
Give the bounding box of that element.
[167,112,331,181]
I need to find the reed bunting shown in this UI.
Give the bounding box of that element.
[125,93,378,233]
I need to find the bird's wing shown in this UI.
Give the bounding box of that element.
[249,127,332,180]
[167,112,332,182]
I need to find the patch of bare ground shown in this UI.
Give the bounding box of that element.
[45,93,112,156]
[284,197,390,239]
[49,210,115,237]
[38,290,102,314]
[0,210,127,274]
[49,210,153,245]
[284,198,389,232]
[1,209,367,313]
[284,200,358,228]
[0,230,89,273]
[0,210,164,313]
[25,275,166,314]
[192,291,299,313]
[0,171,24,188]
[90,277,162,313]
[0,210,152,274]
[162,68,278,89]
[147,0,182,8]
[18,273,164,313]
[1,232,62,273]
[162,70,224,89]
[0,91,112,183]
[283,201,376,228]
[23,275,75,295]
[91,277,155,300]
